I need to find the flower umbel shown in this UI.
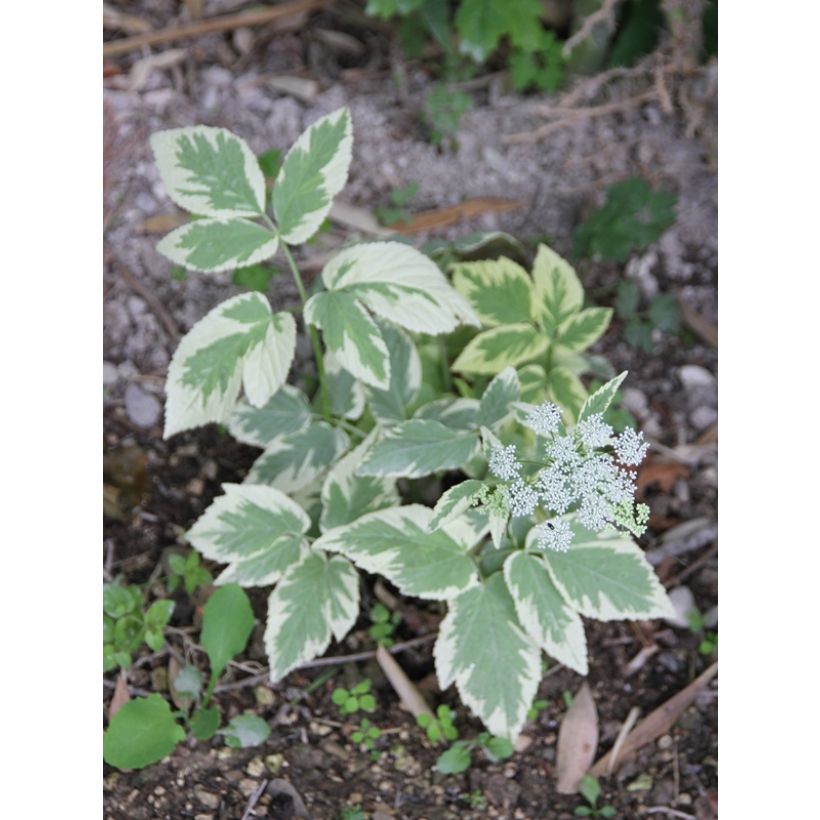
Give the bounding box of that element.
[533,519,573,553]
[489,444,521,481]
[525,402,562,437]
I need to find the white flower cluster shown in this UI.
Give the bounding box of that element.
[487,402,650,553]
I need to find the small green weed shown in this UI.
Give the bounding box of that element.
[422,84,472,149]
[167,550,212,597]
[688,610,718,657]
[375,182,419,227]
[615,281,681,353]
[332,679,377,715]
[575,774,617,817]
[510,30,565,93]
[417,704,459,744]
[367,602,402,647]
[351,717,382,759]
[527,698,549,721]
[435,732,514,774]
[461,790,487,809]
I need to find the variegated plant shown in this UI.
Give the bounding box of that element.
[450,247,614,421]
[151,108,673,743]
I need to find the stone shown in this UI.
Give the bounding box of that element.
[691,405,718,431]
[194,788,220,809]
[103,361,119,386]
[678,365,717,409]
[665,586,697,628]
[124,383,161,428]
[246,757,266,778]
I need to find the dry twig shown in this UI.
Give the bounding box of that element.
[563,0,623,58]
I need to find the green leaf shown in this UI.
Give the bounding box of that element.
[145,599,174,631]
[221,714,271,748]
[503,552,588,674]
[578,372,628,422]
[246,421,350,492]
[172,665,202,700]
[453,324,548,375]
[228,385,312,447]
[364,321,422,423]
[436,742,473,774]
[165,293,296,437]
[103,695,186,770]
[257,147,283,179]
[477,367,521,429]
[104,584,142,618]
[455,0,543,61]
[157,218,278,274]
[151,126,265,218]
[483,735,514,762]
[274,108,353,245]
[579,774,601,806]
[314,505,478,601]
[413,397,480,430]
[648,293,681,334]
[599,806,617,818]
[518,363,549,404]
[537,522,675,620]
[608,0,663,68]
[358,419,479,479]
[532,244,583,331]
[557,307,613,352]
[615,280,640,319]
[232,262,280,293]
[324,351,366,420]
[305,290,390,390]
[187,483,310,587]
[320,431,400,532]
[435,573,541,740]
[265,553,360,682]
[575,807,592,817]
[452,258,535,326]
[547,366,588,421]
[429,479,484,530]
[190,705,221,741]
[201,584,255,681]
[573,178,677,262]
[318,241,479,335]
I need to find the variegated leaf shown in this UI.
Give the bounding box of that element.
[150,126,265,218]
[413,397,480,430]
[305,290,390,390]
[435,573,541,741]
[556,307,613,352]
[429,479,484,531]
[157,218,279,274]
[165,294,295,438]
[324,351,366,420]
[274,107,353,245]
[452,323,548,375]
[228,385,312,448]
[320,242,479,335]
[532,244,583,331]
[365,321,422,424]
[452,257,535,326]
[578,371,628,422]
[536,522,675,621]
[477,367,521,429]
[186,484,310,587]
[547,365,588,422]
[358,419,479,479]
[246,422,350,492]
[314,505,478,600]
[503,552,588,674]
[265,552,359,682]
[518,363,549,404]
[320,432,400,532]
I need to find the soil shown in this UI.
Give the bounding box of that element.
[103,3,717,818]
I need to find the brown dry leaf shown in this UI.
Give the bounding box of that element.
[392,197,523,235]
[679,298,718,347]
[636,459,690,495]
[590,661,718,777]
[138,213,188,234]
[267,76,319,103]
[129,49,187,92]
[375,645,434,720]
[330,201,392,237]
[109,669,131,719]
[103,445,149,517]
[555,682,599,793]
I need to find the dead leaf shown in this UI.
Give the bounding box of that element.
[267,76,319,103]
[636,459,690,495]
[109,669,130,719]
[329,201,392,237]
[137,213,188,234]
[392,197,523,235]
[103,445,149,517]
[555,682,599,793]
[375,645,433,719]
[129,49,187,92]
[679,298,718,347]
[590,662,718,777]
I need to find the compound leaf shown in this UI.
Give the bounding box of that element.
[435,573,541,740]
[556,307,613,353]
[452,258,535,326]
[265,553,359,682]
[274,107,353,245]
[151,126,265,218]
[532,244,584,331]
[187,484,310,587]
[504,552,588,674]
[314,505,478,600]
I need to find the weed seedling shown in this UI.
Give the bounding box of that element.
[435,732,514,774]
[575,774,616,817]
[422,84,472,149]
[527,698,550,721]
[167,550,212,597]
[417,704,459,744]
[615,280,681,353]
[332,679,377,715]
[351,718,382,759]
[368,603,401,647]
[688,610,718,657]
[461,790,488,809]
[375,182,419,227]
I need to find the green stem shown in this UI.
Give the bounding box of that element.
[438,336,453,393]
[278,237,332,423]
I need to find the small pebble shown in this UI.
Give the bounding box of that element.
[194,788,219,809]
[238,779,258,797]
[658,734,673,750]
[246,757,265,778]
[124,383,161,428]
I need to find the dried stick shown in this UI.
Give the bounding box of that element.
[103,0,330,57]
[563,0,623,58]
[241,779,269,820]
